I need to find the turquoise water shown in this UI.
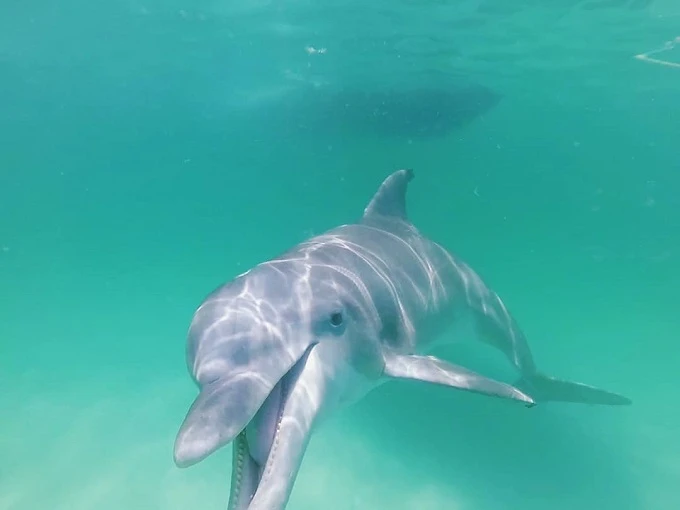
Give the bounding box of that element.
[2,1,679,509]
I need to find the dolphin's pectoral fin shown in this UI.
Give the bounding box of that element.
[362,169,414,222]
[516,372,632,406]
[383,353,535,407]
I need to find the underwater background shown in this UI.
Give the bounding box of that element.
[2,1,679,509]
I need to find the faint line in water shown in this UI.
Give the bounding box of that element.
[634,36,680,69]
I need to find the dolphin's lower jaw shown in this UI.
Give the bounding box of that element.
[228,346,322,510]
[227,373,291,510]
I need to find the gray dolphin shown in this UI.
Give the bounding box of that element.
[173,169,630,510]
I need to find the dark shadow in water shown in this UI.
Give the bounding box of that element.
[349,347,639,510]
[258,84,502,141]
[330,86,501,139]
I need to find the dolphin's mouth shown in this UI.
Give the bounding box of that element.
[227,346,316,510]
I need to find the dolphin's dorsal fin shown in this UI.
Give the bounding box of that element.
[362,169,414,223]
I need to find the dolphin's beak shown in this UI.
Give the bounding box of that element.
[228,345,328,510]
[173,315,316,468]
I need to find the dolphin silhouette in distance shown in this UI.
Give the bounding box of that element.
[173,169,631,510]
[251,84,502,140]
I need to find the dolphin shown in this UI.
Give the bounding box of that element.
[173,169,630,510]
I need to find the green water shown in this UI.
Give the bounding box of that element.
[2,1,679,509]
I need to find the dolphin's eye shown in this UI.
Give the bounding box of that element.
[329,311,344,327]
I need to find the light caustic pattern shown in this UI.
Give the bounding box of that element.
[635,36,680,69]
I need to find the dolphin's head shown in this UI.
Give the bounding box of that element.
[173,256,384,509]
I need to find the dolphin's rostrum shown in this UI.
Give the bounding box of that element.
[174,169,630,510]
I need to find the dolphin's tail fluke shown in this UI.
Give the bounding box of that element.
[516,372,632,406]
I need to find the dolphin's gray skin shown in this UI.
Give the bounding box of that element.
[173,169,630,510]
